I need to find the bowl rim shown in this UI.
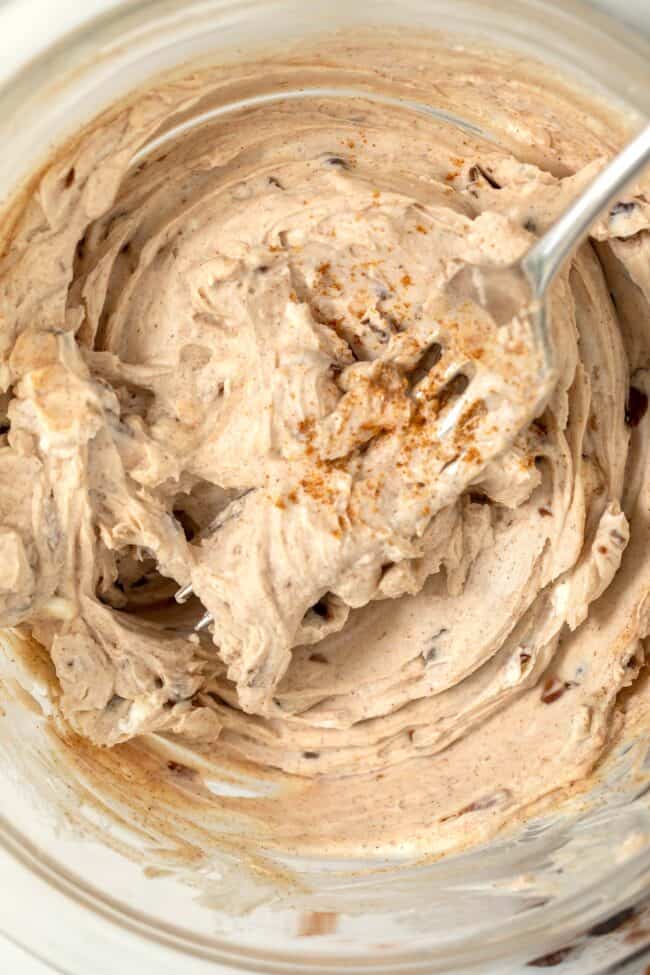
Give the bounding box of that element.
[0,1,649,972]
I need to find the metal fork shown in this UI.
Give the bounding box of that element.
[176,123,650,632]
[450,122,650,383]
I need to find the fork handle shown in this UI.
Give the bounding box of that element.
[522,122,650,295]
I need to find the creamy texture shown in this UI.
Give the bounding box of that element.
[1,31,649,853]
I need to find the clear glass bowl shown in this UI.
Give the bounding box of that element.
[0,2,648,973]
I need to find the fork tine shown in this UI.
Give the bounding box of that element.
[174,489,255,615]
[196,611,214,631]
[176,582,194,604]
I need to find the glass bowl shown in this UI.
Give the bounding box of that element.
[0,2,648,973]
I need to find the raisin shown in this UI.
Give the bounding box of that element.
[326,156,349,169]
[625,386,648,427]
[610,200,637,217]
[541,676,567,704]
[468,163,502,189]
[589,907,636,937]
[528,946,573,967]
[309,652,329,665]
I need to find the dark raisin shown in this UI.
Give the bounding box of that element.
[469,492,490,505]
[524,218,537,233]
[610,201,637,217]
[303,751,319,759]
[528,946,574,967]
[625,386,648,427]
[424,627,448,663]
[589,907,636,937]
[326,156,349,169]
[65,167,75,188]
[468,164,502,189]
[541,676,567,704]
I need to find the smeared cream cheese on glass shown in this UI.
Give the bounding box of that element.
[0,31,649,854]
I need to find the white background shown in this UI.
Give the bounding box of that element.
[0,0,647,971]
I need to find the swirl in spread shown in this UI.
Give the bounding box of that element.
[0,33,649,853]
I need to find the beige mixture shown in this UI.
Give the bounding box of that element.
[1,31,649,854]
